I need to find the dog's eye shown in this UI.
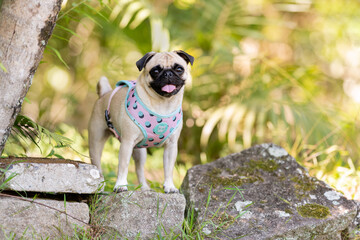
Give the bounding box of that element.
[175,66,184,73]
[150,66,162,76]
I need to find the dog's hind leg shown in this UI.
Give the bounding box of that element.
[88,104,110,174]
[133,148,150,191]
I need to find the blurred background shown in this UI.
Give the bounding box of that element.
[3,0,360,199]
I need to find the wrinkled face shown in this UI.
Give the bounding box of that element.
[142,52,191,98]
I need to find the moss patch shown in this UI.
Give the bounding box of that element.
[212,211,235,229]
[291,176,317,199]
[230,159,279,175]
[297,203,330,219]
[206,159,278,187]
[213,175,263,187]
[248,159,279,172]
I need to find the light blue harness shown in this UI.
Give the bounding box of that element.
[105,81,183,148]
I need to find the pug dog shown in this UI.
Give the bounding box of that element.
[88,50,194,193]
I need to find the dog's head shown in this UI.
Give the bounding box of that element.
[136,51,194,98]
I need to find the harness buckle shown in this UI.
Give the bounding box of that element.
[105,110,114,129]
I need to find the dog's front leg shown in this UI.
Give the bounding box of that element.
[132,148,150,191]
[114,141,134,192]
[163,141,179,193]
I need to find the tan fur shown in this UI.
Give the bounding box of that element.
[88,51,192,193]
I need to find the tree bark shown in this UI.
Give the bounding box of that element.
[0,0,62,154]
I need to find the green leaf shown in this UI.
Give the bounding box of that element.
[83,3,109,22]
[23,97,31,104]
[46,149,55,157]
[46,45,70,69]
[57,0,89,21]
[56,24,81,38]
[51,34,70,42]
[73,8,103,29]
[54,153,65,159]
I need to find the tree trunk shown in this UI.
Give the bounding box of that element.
[0,0,62,154]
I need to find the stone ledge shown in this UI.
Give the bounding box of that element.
[0,195,89,239]
[95,191,186,239]
[0,157,104,194]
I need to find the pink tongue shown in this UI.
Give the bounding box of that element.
[161,84,176,93]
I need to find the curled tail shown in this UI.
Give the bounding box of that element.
[97,76,112,97]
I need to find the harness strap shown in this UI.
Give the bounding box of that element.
[105,86,122,140]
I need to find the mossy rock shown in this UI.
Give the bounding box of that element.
[181,144,357,240]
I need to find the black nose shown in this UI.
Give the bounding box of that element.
[163,70,173,78]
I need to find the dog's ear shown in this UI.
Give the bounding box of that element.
[175,50,194,66]
[136,52,156,71]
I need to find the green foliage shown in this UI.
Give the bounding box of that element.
[4,0,360,199]
[14,115,72,147]
[4,115,72,157]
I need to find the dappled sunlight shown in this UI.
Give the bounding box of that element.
[312,159,360,200]
[46,66,71,92]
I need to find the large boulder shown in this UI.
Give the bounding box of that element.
[181,143,357,239]
[0,195,89,239]
[0,157,103,194]
[94,191,186,239]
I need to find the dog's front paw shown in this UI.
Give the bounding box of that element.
[163,183,179,194]
[140,183,151,191]
[113,185,128,193]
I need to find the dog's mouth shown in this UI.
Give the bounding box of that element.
[154,83,183,97]
[150,82,184,98]
[150,78,184,97]
[161,84,177,93]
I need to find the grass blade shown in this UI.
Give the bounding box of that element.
[0,62,7,72]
